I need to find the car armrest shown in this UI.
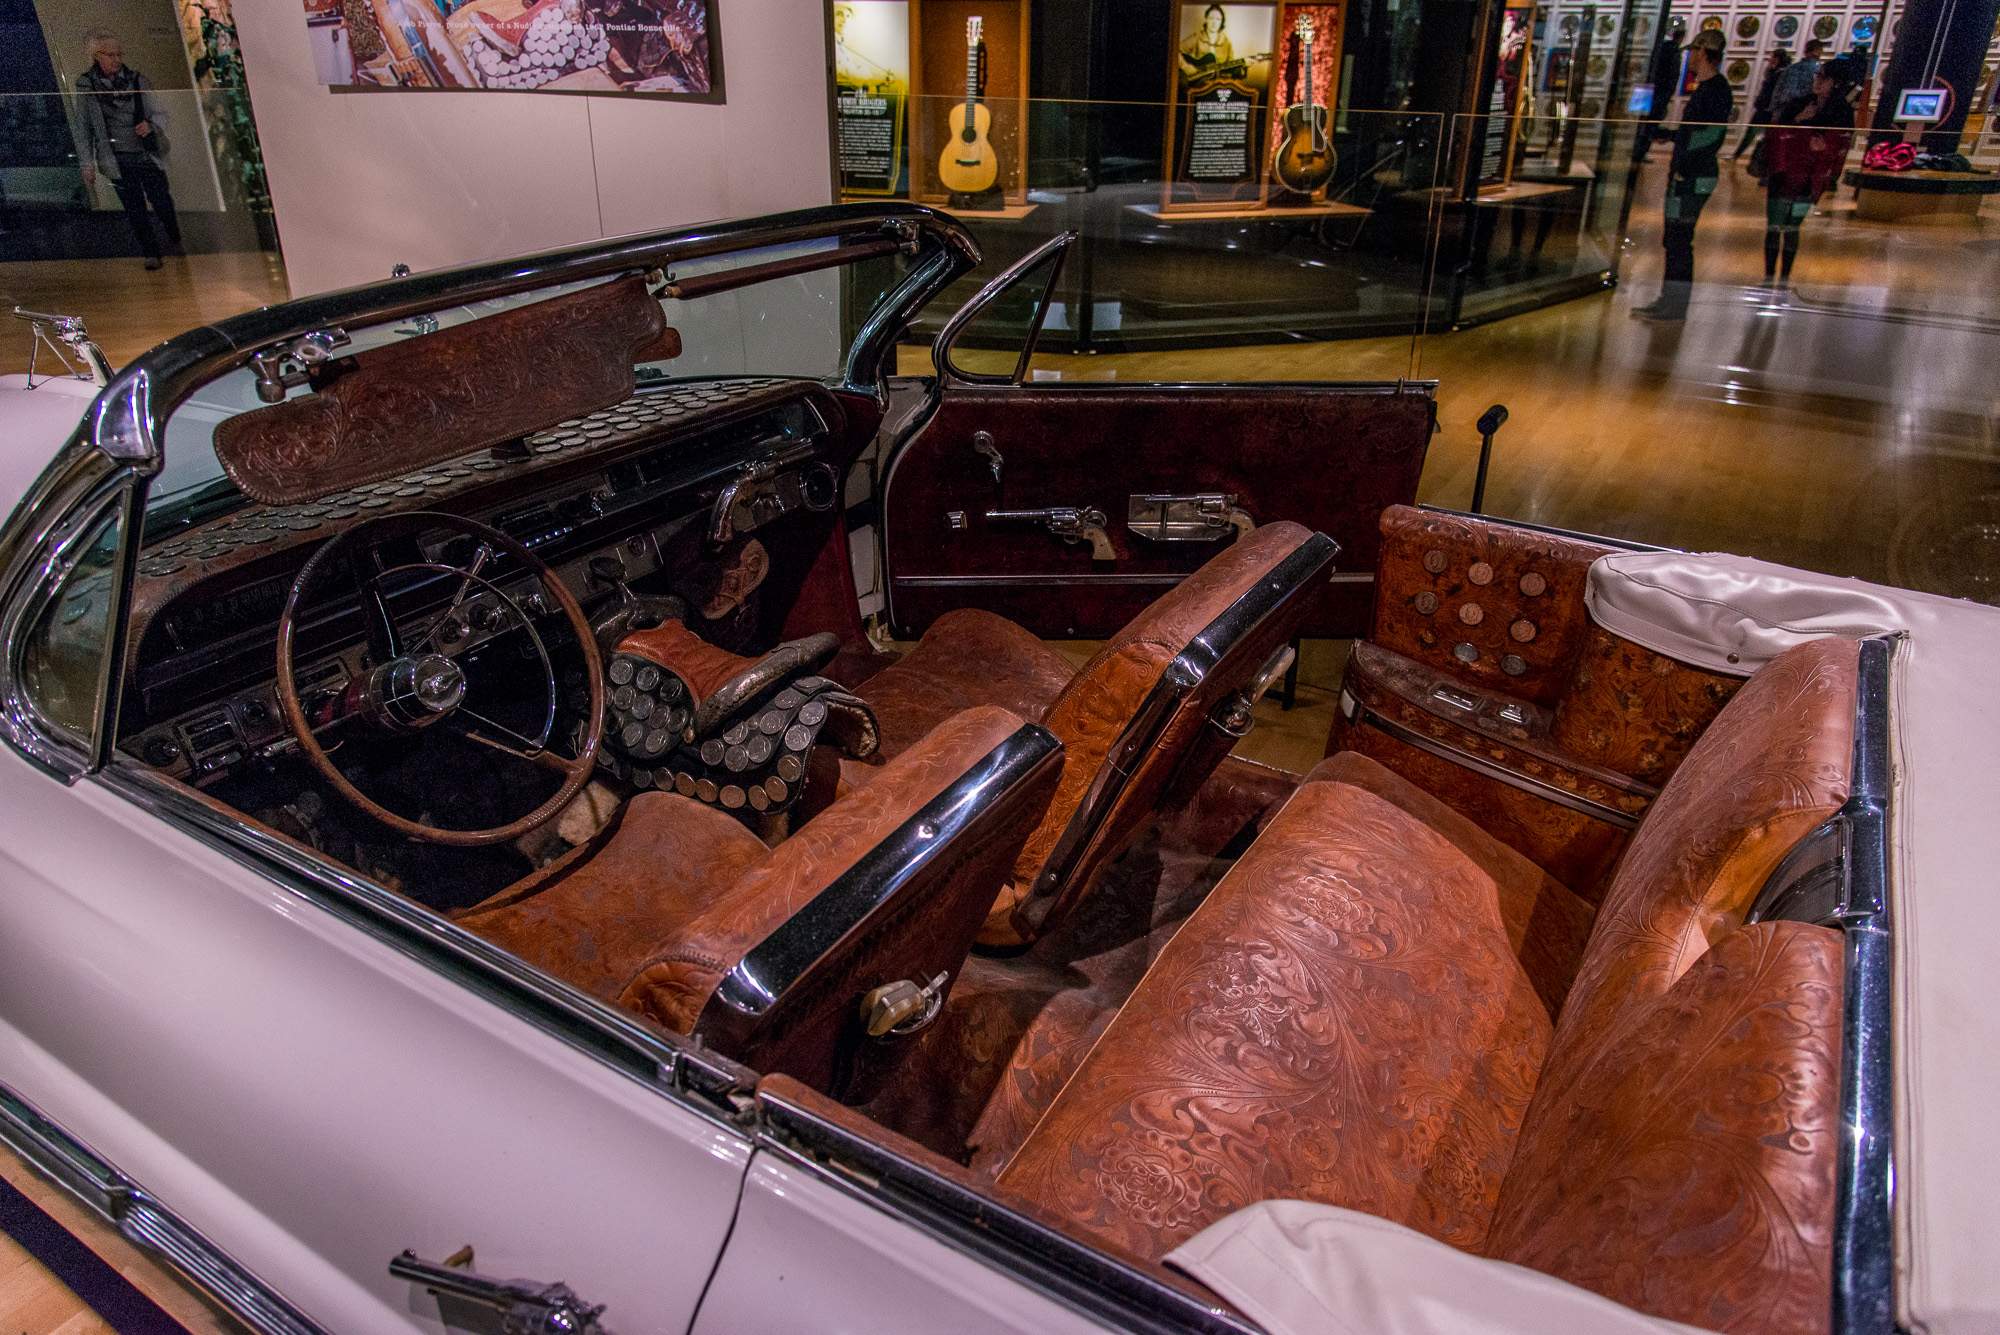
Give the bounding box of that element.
[620,705,1063,1092]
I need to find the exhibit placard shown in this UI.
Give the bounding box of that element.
[1162,0,1276,207]
[835,0,910,194]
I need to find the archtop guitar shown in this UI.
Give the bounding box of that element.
[1273,15,1335,194]
[939,16,998,195]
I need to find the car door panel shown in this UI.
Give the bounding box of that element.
[691,1151,1115,1334]
[0,754,748,1335]
[880,384,1434,640]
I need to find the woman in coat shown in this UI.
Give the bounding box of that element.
[1763,58,1857,286]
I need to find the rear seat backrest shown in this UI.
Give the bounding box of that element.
[1551,634,1855,1029]
[1483,635,1857,1333]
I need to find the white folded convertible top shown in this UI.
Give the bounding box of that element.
[1585,550,1914,676]
[1167,1202,1707,1335]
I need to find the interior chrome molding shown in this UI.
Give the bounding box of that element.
[1415,503,1677,554]
[91,762,760,1126]
[1020,533,1340,923]
[1832,633,1897,1335]
[708,723,1063,1023]
[1345,696,1646,830]
[0,1082,329,1335]
[755,1090,1259,1335]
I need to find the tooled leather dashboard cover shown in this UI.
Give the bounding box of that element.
[212,276,668,505]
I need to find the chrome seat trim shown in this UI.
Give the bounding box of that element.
[1346,695,1646,830]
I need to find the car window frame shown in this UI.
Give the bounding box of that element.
[0,443,143,782]
[931,232,1076,387]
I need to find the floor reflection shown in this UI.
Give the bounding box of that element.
[1019,161,2000,603]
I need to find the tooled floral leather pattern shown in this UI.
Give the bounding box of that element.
[454,792,771,1003]
[617,618,758,703]
[1553,637,1855,1047]
[1307,751,1596,1019]
[617,706,1031,1032]
[212,276,665,505]
[1485,920,1842,1334]
[1372,505,1612,705]
[855,608,1078,760]
[1550,624,1745,786]
[997,782,1552,1263]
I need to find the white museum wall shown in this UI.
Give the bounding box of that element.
[229,0,837,295]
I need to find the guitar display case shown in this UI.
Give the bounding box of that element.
[909,0,1031,208]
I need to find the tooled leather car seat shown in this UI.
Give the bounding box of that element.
[456,706,1063,1093]
[855,521,1338,948]
[996,635,1857,1332]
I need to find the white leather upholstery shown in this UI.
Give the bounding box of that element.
[1166,1202,1708,1335]
[1585,551,1906,676]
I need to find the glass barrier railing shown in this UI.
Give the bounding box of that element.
[6,79,1998,605]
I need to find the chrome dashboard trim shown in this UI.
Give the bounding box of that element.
[0,1081,330,1335]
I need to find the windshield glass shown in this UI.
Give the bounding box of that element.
[147,237,919,536]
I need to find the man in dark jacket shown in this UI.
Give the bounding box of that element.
[73,29,182,270]
[1633,18,1685,161]
[1633,28,1731,322]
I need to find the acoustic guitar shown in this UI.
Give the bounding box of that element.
[939,16,998,195]
[1272,15,1335,194]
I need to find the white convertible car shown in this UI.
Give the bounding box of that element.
[0,205,1993,1335]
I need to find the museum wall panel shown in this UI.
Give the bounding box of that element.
[230,0,837,294]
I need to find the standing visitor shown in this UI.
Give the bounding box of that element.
[1765,38,1824,125]
[1733,48,1791,159]
[1763,58,1859,286]
[1634,18,1686,161]
[73,29,183,271]
[1633,29,1732,323]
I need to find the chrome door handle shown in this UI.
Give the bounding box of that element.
[391,1250,613,1335]
[1127,493,1255,541]
[984,506,1116,561]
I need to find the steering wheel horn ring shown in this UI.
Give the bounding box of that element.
[276,511,606,847]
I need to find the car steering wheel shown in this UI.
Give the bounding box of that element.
[275,512,605,847]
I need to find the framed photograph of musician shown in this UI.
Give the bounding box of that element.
[303,0,723,100]
[907,0,1030,207]
[1161,0,1277,208]
[834,0,911,196]
[1266,2,1343,201]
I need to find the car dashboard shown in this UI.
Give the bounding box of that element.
[120,376,861,789]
